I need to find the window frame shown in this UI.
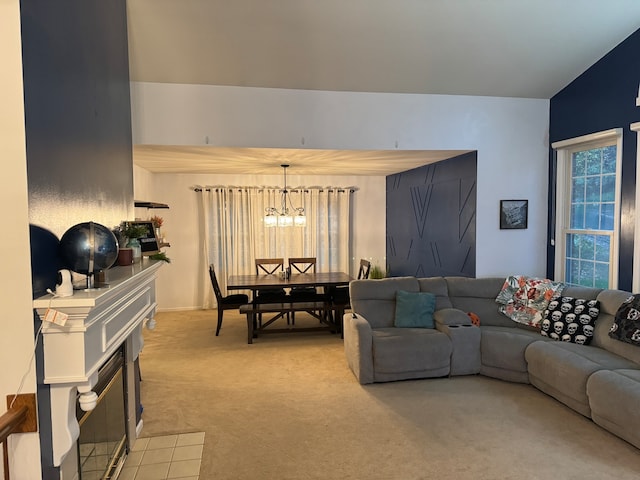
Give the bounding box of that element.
[551,128,623,289]
[631,122,640,291]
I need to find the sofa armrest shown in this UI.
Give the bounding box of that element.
[343,313,374,384]
[434,308,473,326]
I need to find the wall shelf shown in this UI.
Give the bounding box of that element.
[134,201,169,209]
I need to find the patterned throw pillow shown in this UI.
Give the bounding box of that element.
[497,276,564,328]
[540,297,600,344]
[609,294,640,346]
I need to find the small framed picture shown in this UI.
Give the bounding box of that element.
[130,220,160,254]
[500,200,528,229]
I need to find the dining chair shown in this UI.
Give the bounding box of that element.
[209,265,249,336]
[253,258,289,325]
[254,258,288,302]
[288,257,320,298]
[331,259,371,335]
[288,257,329,323]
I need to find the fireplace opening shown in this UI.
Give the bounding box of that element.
[76,347,128,479]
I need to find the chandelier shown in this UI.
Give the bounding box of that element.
[264,164,306,227]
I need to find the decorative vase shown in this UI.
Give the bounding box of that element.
[117,248,134,266]
[126,238,142,263]
[154,227,162,242]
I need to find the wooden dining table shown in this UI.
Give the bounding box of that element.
[227,271,353,343]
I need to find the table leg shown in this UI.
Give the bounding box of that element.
[246,312,254,344]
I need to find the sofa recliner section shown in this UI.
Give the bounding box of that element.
[343,275,640,450]
[587,369,640,449]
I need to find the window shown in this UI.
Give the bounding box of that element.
[552,129,622,289]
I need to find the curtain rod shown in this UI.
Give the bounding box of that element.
[192,186,356,193]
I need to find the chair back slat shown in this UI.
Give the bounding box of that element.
[255,258,284,275]
[358,259,371,279]
[289,257,316,274]
[208,264,223,301]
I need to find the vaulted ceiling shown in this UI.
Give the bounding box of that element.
[126,0,640,175]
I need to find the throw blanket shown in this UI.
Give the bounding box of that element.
[496,275,564,328]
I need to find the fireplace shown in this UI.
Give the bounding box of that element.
[76,347,127,479]
[33,260,162,479]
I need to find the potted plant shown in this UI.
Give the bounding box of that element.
[149,215,164,239]
[120,222,148,242]
[119,222,148,263]
[149,251,171,263]
[369,264,387,279]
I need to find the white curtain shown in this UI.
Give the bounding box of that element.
[197,186,352,308]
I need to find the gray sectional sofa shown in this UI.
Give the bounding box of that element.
[343,276,640,449]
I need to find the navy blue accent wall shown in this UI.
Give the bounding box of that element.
[548,28,640,291]
[386,152,476,278]
[20,1,133,475]
[22,0,134,298]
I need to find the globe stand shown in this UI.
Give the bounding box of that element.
[83,271,110,291]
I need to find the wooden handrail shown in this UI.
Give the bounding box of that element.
[1,405,28,480]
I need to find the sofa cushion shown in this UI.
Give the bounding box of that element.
[446,277,514,327]
[479,326,544,383]
[418,277,453,310]
[394,290,436,328]
[372,327,451,382]
[540,297,599,344]
[525,341,639,417]
[587,369,640,449]
[350,277,419,329]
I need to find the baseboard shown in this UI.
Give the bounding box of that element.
[136,419,144,437]
[156,306,201,312]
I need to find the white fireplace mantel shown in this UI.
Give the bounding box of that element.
[33,260,163,468]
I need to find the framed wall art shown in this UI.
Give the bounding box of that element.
[500,200,528,229]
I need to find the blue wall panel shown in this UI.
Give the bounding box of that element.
[549,28,640,290]
[20,1,133,476]
[386,152,476,278]
[22,0,133,298]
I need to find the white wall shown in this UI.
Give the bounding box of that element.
[0,1,42,477]
[132,83,551,310]
[134,167,385,310]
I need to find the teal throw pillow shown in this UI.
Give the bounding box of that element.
[394,290,436,328]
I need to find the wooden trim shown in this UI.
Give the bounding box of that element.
[4,394,37,434]
[0,402,29,480]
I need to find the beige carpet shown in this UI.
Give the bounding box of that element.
[138,309,640,479]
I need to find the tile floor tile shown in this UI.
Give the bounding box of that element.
[176,432,205,447]
[141,447,174,465]
[171,445,203,462]
[117,466,138,480]
[147,435,178,450]
[135,462,170,480]
[125,450,144,466]
[167,459,201,479]
[131,437,150,452]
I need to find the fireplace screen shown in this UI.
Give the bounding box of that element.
[77,348,127,479]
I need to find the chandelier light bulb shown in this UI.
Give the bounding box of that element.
[263,165,306,227]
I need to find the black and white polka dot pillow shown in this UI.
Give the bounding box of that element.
[540,297,600,345]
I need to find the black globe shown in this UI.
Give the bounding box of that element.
[59,222,119,274]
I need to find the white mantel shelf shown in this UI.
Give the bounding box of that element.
[34,259,163,468]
